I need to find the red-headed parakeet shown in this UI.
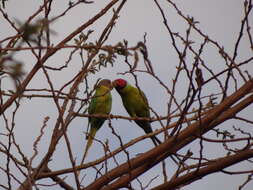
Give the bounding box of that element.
[113,78,161,146]
[81,79,112,165]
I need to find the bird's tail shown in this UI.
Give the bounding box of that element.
[151,135,161,146]
[80,127,97,167]
[141,122,162,146]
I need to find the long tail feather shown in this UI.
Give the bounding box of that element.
[142,123,162,146]
[150,136,161,146]
[80,127,97,166]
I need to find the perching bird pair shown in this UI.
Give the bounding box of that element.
[80,79,161,164]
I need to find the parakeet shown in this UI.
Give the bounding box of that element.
[113,78,161,146]
[80,79,112,165]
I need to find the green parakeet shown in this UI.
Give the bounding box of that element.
[81,79,112,165]
[113,78,161,146]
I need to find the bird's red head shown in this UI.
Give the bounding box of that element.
[113,78,127,90]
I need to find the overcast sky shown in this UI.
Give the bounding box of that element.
[0,0,252,189]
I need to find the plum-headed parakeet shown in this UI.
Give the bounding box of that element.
[113,78,161,146]
[81,79,112,165]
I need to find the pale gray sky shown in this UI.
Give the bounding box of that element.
[0,0,252,189]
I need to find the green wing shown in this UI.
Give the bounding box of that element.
[88,87,112,129]
[121,85,150,118]
[117,83,161,146]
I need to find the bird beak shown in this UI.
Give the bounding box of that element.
[112,81,117,88]
[109,82,113,90]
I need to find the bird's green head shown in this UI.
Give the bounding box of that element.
[113,78,127,91]
[97,79,113,90]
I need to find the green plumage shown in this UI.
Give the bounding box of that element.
[81,79,112,165]
[113,79,161,146]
